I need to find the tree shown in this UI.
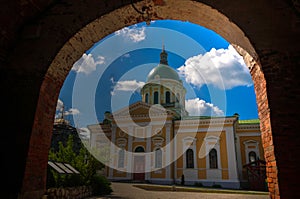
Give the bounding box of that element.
[47,134,109,194]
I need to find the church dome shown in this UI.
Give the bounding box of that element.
[146,46,180,82]
[141,45,188,117]
[147,64,180,82]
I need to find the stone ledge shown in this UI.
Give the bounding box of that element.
[43,185,92,199]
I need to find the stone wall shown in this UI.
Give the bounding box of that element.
[44,186,92,199]
[1,0,300,199]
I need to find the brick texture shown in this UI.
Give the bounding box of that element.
[1,0,300,199]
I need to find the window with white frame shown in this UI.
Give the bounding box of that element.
[118,149,125,168]
[186,149,194,168]
[155,148,162,168]
[209,148,218,169]
[243,140,260,164]
[204,136,221,170]
[182,137,197,169]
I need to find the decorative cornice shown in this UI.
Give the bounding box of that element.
[237,124,260,131]
[146,78,183,86]
[113,100,173,117]
[174,117,236,127]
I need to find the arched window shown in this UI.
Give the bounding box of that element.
[155,148,162,168]
[209,149,218,169]
[165,91,170,104]
[135,146,145,153]
[118,149,125,168]
[145,93,149,103]
[154,91,159,104]
[249,151,257,163]
[186,149,194,168]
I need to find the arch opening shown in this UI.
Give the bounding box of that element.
[22,1,277,198]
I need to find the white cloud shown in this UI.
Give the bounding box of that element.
[185,98,224,116]
[55,99,80,118]
[111,80,145,95]
[115,26,146,42]
[78,127,90,140]
[72,53,105,74]
[64,108,80,116]
[56,99,64,111]
[178,45,252,90]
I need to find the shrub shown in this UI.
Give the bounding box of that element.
[47,170,84,188]
[212,184,222,188]
[64,174,84,187]
[194,182,203,187]
[90,175,112,196]
[47,133,112,197]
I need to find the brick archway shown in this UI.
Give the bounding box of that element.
[4,0,298,199]
[25,1,277,198]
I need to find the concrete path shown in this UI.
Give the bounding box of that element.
[89,182,270,199]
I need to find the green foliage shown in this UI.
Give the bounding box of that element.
[212,184,222,188]
[47,134,108,192]
[194,182,203,187]
[90,174,112,196]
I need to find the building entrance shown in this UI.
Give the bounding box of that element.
[133,146,145,181]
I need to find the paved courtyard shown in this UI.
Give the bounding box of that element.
[89,182,270,199]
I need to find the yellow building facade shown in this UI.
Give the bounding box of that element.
[88,48,264,189]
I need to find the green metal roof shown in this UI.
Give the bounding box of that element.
[180,115,236,120]
[238,119,260,124]
[147,64,180,82]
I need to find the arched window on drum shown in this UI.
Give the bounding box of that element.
[145,93,149,103]
[154,91,159,104]
[165,91,170,104]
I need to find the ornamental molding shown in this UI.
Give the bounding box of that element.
[243,139,259,145]
[116,138,127,147]
[152,136,165,147]
[112,101,175,119]
[174,117,236,127]
[147,78,183,86]
[237,124,260,131]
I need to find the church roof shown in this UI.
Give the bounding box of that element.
[147,64,180,82]
[181,115,236,120]
[238,119,260,124]
[146,45,180,82]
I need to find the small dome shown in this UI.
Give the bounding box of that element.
[147,64,180,82]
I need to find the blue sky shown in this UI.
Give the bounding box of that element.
[56,20,258,130]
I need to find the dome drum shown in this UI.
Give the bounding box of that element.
[140,46,187,117]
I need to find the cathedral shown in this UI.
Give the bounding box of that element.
[88,47,265,189]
